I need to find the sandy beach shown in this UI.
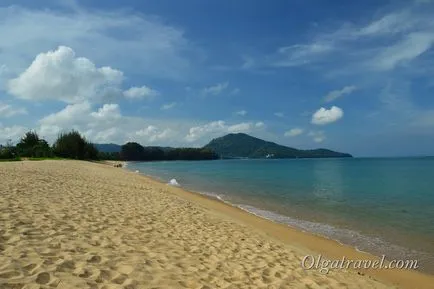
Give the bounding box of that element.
[0,160,433,289]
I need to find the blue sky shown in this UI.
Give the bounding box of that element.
[1,0,434,157]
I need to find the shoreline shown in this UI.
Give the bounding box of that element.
[1,160,433,288]
[122,162,434,289]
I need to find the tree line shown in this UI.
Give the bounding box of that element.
[0,130,99,160]
[118,142,218,161]
[1,131,218,161]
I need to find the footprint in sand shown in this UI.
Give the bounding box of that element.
[112,273,128,284]
[95,270,113,283]
[56,260,76,272]
[87,255,102,263]
[35,272,50,285]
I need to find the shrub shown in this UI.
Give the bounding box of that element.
[16,131,52,157]
[53,131,99,160]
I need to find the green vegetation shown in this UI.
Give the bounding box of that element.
[98,151,121,161]
[0,130,99,161]
[16,131,52,158]
[28,157,65,161]
[1,131,352,162]
[0,131,218,162]
[204,133,352,159]
[119,142,218,161]
[53,131,98,160]
[0,157,21,162]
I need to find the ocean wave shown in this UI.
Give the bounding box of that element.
[168,178,180,186]
[121,163,433,272]
[194,191,227,202]
[235,204,431,269]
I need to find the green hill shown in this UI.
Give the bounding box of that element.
[203,133,352,159]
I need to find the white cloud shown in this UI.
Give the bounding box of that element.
[357,11,414,36]
[0,102,27,118]
[7,46,124,103]
[274,112,285,118]
[185,120,261,143]
[202,82,229,96]
[0,5,192,81]
[37,102,182,145]
[269,7,434,74]
[123,86,159,100]
[161,102,177,110]
[227,122,251,133]
[370,33,434,71]
[311,106,344,125]
[0,124,28,144]
[135,126,174,143]
[39,102,125,143]
[235,110,247,116]
[274,43,333,67]
[40,102,92,127]
[255,121,265,129]
[185,121,226,142]
[308,131,326,143]
[7,46,158,104]
[324,86,357,102]
[284,128,304,137]
[90,104,121,120]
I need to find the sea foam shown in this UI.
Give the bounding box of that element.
[168,178,180,186]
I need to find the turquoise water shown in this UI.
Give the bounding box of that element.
[127,158,434,272]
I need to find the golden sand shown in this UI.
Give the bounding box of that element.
[0,160,432,289]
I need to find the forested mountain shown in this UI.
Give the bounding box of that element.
[203,133,352,159]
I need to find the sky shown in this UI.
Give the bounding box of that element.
[1,0,434,157]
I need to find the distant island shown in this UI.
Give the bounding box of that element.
[204,133,352,159]
[96,133,352,160]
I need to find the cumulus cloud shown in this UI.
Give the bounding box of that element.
[39,102,125,143]
[7,46,124,103]
[0,102,27,118]
[185,121,226,142]
[202,82,229,96]
[40,102,93,127]
[274,112,285,118]
[123,86,159,100]
[284,128,304,137]
[7,46,157,104]
[37,102,180,144]
[311,106,344,125]
[135,126,174,143]
[227,122,251,133]
[324,86,357,102]
[90,104,121,120]
[161,102,177,110]
[235,110,247,116]
[185,120,262,143]
[308,131,326,143]
[0,124,28,144]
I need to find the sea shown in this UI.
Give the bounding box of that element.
[126,157,434,273]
